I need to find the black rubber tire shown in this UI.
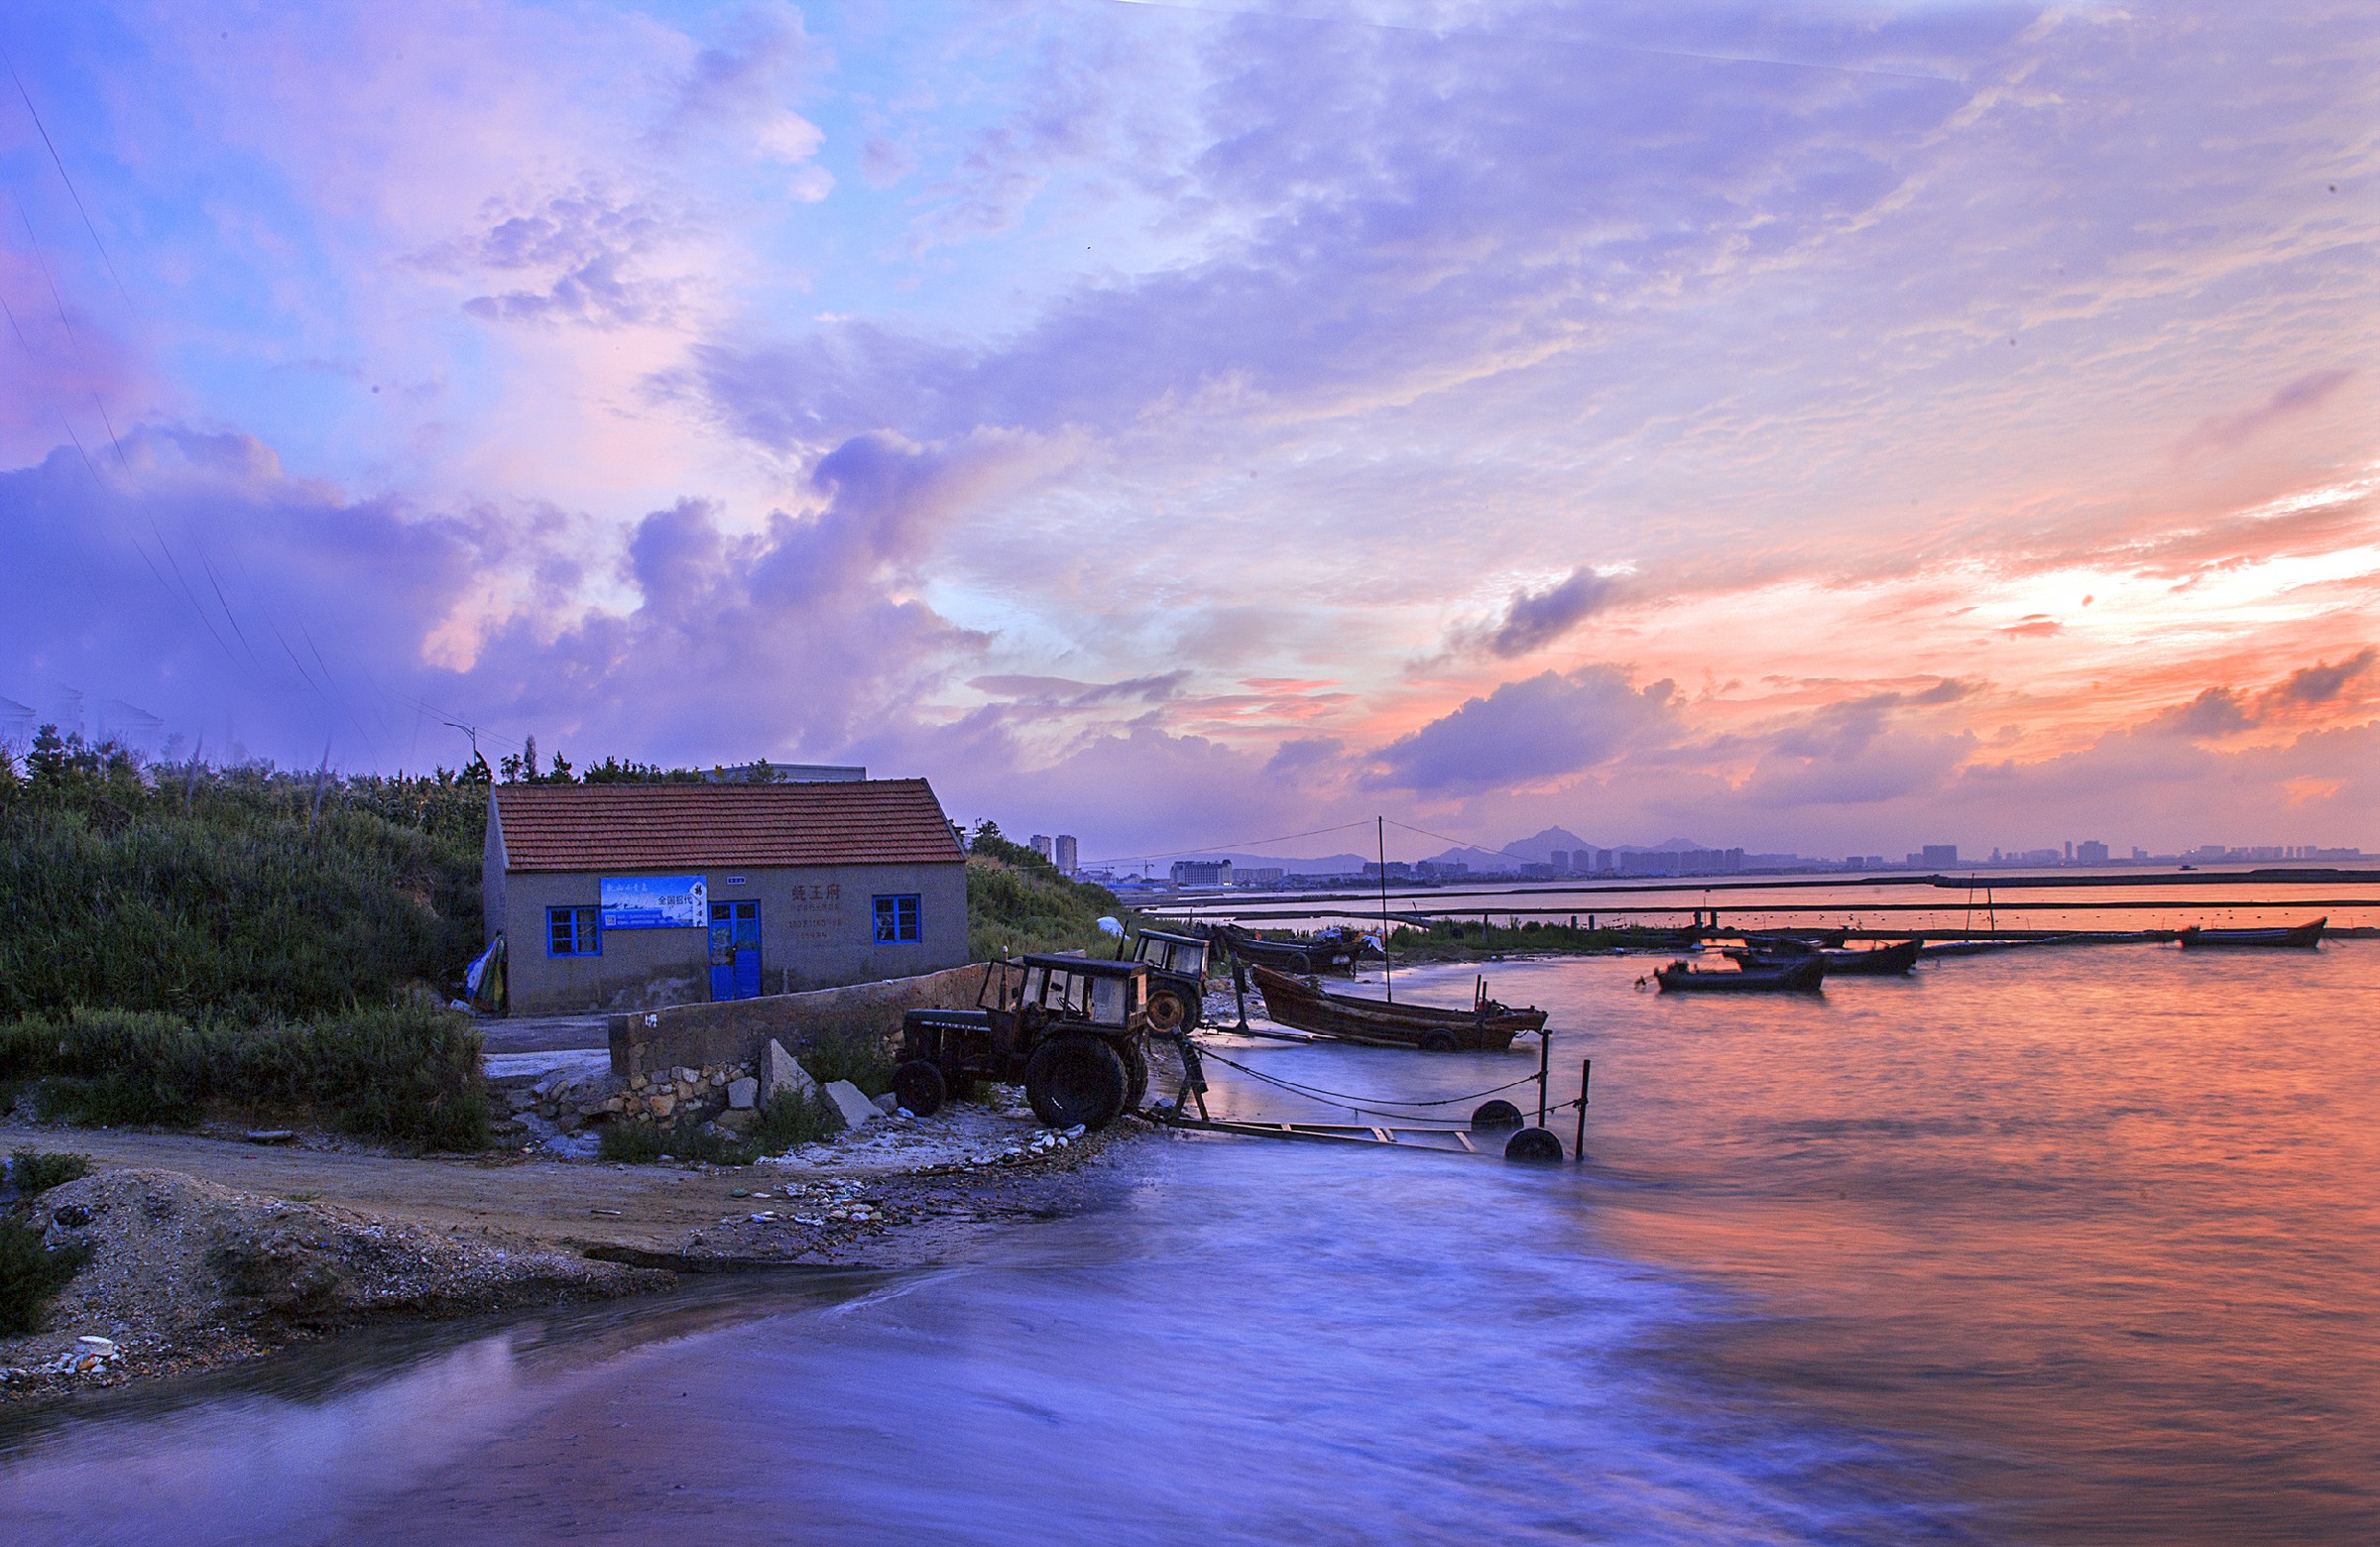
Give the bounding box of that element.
[1146,987,1192,1034]
[1504,1127,1564,1164]
[892,1059,947,1120]
[1119,1037,1149,1114]
[1471,1099,1524,1131]
[1023,1033,1130,1130]
[1419,1029,1461,1053]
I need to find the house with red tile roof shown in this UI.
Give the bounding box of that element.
[485,779,968,1013]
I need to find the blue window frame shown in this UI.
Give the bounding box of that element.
[873,893,921,944]
[547,905,601,957]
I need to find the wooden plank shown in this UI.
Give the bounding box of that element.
[1453,1130,1478,1153]
[1370,1127,1395,1143]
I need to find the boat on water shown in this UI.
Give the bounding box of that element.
[2177,917,2326,950]
[1727,939,1920,977]
[1653,957,1827,993]
[1248,964,1545,1050]
[1215,923,1372,977]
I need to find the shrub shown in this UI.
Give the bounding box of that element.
[0,1005,489,1150]
[747,1090,844,1152]
[0,1217,88,1337]
[8,1150,89,1198]
[596,1091,844,1166]
[799,1025,895,1097]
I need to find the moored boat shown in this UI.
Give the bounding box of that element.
[1653,957,1826,993]
[2177,917,2325,950]
[1248,964,1545,1050]
[1216,923,1372,977]
[1729,939,1919,976]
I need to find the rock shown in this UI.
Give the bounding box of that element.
[75,1336,118,1358]
[727,1077,758,1111]
[649,1093,676,1120]
[243,1130,298,1145]
[823,1080,879,1130]
[713,1108,755,1133]
[759,1039,817,1106]
[871,1091,898,1116]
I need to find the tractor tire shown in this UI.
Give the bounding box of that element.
[1024,1033,1130,1131]
[1119,1036,1150,1114]
[1146,986,1193,1034]
[1504,1127,1564,1164]
[892,1059,948,1119]
[1470,1099,1524,1131]
[1419,1028,1461,1053]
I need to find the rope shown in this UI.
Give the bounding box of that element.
[1190,1041,1543,1112]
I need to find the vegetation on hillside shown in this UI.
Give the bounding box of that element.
[963,822,1141,960]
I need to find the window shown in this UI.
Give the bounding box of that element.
[547,905,601,957]
[873,893,921,944]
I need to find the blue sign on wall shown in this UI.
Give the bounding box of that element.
[600,875,708,930]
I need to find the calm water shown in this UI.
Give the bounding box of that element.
[2,945,2373,1544]
[1160,869,2380,935]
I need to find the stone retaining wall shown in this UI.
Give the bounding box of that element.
[606,963,992,1080]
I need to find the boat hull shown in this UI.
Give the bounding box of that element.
[1249,965,1543,1050]
[1655,958,1827,993]
[2178,917,2325,949]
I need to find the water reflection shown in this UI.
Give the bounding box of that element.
[0,946,2370,1544]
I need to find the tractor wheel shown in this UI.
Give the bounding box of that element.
[1146,986,1193,1034]
[1504,1127,1564,1164]
[1419,1028,1461,1053]
[1119,1037,1150,1113]
[1024,1033,1130,1130]
[1470,1099,1523,1131]
[892,1059,948,1119]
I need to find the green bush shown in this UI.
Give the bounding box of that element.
[747,1089,844,1152]
[0,1006,489,1150]
[0,1218,87,1337]
[798,1025,896,1098]
[8,1150,89,1198]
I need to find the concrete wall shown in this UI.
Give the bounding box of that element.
[501,860,968,1015]
[607,962,991,1078]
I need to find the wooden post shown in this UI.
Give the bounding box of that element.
[1574,1058,1591,1160]
[1536,1025,1551,1129]
[1377,816,1393,1004]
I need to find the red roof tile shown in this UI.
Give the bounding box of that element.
[492,779,964,873]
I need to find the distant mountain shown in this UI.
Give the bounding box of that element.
[1500,826,1600,862]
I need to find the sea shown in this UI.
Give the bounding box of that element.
[0,927,2372,1544]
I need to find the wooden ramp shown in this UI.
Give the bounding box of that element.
[1157,1115,1487,1155]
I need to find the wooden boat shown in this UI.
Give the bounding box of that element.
[1733,928,1847,953]
[1216,924,1371,977]
[1728,939,1919,976]
[1653,957,1826,993]
[2177,917,2325,950]
[1249,964,1545,1050]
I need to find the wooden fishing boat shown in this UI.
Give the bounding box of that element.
[2177,917,2325,950]
[1216,923,1371,977]
[1249,964,1545,1050]
[1733,928,1847,953]
[1728,939,1919,976]
[1652,957,1826,993]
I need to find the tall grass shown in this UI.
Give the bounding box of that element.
[0,1006,490,1150]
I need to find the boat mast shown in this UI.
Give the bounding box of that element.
[1378,814,1393,1004]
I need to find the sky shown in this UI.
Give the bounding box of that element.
[1,0,2374,866]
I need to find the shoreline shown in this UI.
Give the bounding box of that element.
[0,1112,1145,1405]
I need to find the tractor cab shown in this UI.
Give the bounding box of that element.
[896,954,1154,1130]
[1130,929,1211,1033]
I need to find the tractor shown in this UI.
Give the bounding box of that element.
[893,955,1154,1130]
[1129,928,1212,1034]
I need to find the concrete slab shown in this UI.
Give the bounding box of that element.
[823,1080,880,1130]
[484,1049,613,1089]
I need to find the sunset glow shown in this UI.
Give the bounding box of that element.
[3,1,2372,858]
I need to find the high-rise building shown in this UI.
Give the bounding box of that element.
[1030,834,1053,861]
[1054,834,1078,875]
[1920,844,1960,867]
[1170,859,1234,887]
[2076,840,2109,865]
[1550,849,1571,874]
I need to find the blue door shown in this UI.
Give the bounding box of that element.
[709,900,763,1001]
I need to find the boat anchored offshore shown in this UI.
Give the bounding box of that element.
[1248,964,1546,1051]
[1726,939,1920,977]
[1651,957,1827,993]
[2177,917,2326,949]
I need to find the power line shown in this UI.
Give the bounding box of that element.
[1080,818,1375,869]
[3,47,136,315]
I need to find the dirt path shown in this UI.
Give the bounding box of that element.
[0,1117,1140,1267]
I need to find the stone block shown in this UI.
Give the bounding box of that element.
[872,1091,898,1115]
[727,1077,758,1111]
[760,1039,817,1106]
[823,1080,878,1130]
[649,1093,676,1120]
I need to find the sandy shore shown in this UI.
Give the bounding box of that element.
[0,1104,1144,1402]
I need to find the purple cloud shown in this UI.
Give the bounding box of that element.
[1369,666,1680,793]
